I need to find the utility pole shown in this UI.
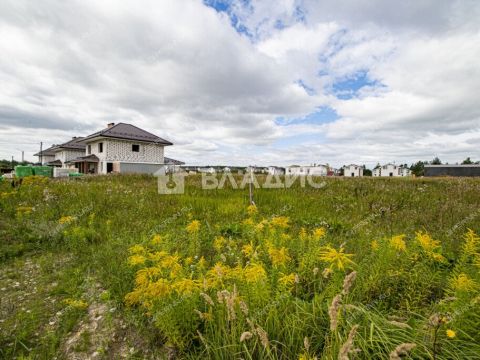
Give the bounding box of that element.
[21,151,24,163]
[11,156,14,169]
[40,142,43,165]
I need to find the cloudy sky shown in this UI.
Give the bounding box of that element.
[1,0,479,167]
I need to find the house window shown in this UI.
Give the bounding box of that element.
[99,142,103,153]
[87,145,91,155]
[132,144,140,152]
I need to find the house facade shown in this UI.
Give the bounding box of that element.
[267,166,285,175]
[67,123,173,175]
[286,165,328,176]
[373,164,411,177]
[46,137,86,168]
[343,164,363,177]
[34,146,56,165]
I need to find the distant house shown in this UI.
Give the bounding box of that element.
[425,165,480,177]
[66,123,173,174]
[197,167,216,174]
[48,137,86,168]
[267,166,285,175]
[343,164,363,177]
[34,146,57,165]
[286,165,328,176]
[373,163,411,177]
[164,157,185,173]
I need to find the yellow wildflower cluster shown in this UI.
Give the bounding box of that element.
[319,246,355,271]
[268,246,291,267]
[390,234,407,252]
[449,273,478,293]
[58,215,75,224]
[151,234,162,246]
[463,229,480,256]
[313,227,327,240]
[415,231,444,261]
[186,220,201,234]
[247,204,258,216]
[63,298,88,310]
[270,216,290,228]
[16,206,33,215]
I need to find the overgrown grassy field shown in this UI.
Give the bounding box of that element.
[1,174,480,359]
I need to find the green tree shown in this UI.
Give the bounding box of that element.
[462,157,473,164]
[431,157,442,165]
[410,161,427,176]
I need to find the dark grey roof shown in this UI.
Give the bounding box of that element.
[164,157,185,165]
[65,154,99,164]
[53,137,86,151]
[34,146,57,156]
[46,159,63,166]
[83,123,173,145]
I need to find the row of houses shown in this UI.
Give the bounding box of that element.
[178,163,412,177]
[35,123,182,175]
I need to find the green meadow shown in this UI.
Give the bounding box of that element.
[1,174,479,359]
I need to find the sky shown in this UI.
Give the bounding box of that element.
[0,0,479,167]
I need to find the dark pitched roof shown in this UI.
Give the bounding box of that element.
[83,123,173,145]
[46,159,63,166]
[53,137,86,151]
[34,146,57,156]
[65,154,100,164]
[164,157,185,165]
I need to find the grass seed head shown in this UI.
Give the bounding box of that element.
[389,343,416,360]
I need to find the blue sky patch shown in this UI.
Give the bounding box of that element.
[275,106,339,126]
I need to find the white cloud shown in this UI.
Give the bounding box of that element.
[0,0,479,167]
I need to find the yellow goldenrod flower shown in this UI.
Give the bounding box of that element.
[63,298,88,310]
[148,250,168,262]
[319,246,355,271]
[243,218,254,226]
[58,215,74,224]
[243,263,267,283]
[213,236,226,251]
[313,227,326,240]
[450,273,478,292]
[416,231,441,253]
[197,256,207,270]
[135,267,161,287]
[255,220,267,232]
[446,329,456,338]
[247,204,258,216]
[184,256,193,266]
[299,227,307,240]
[128,244,145,254]
[279,273,296,288]
[463,229,480,256]
[270,216,290,228]
[151,234,162,245]
[186,220,201,234]
[371,240,379,251]
[128,254,147,266]
[268,247,291,267]
[173,278,201,295]
[242,243,255,257]
[390,234,407,252]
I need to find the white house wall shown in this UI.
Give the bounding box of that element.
[55,150,85,167]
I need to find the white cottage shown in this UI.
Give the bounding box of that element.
[343,164,364,177]
[34,146,57,165]
[286,165,328,176]
[46,137,86,168]
[66,123,173,174]
[267,166,285,175]
[373,163,411,177]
